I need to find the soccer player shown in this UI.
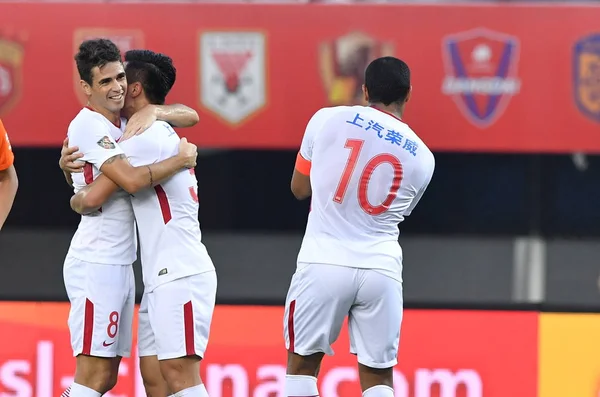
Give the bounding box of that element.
[62,39,200,397]
[0,119,17,230]
[284,56,435,397]
[69,50,216,397]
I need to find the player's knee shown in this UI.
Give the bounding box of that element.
[74,357,116,394]
[357,363,393,390]
[287,352,324,377]
[106,372,119,392]
[143,381,169,397]
[159,356,201,392]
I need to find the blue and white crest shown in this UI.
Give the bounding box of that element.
[573,34,600,123]
[442,28,521,129]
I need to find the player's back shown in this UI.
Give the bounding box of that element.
[67,107,136,265]
[297,105,435,281]
[125,121,214,292]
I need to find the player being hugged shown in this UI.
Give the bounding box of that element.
[69,49,216,397]
[284,56,435,397]
[61,39,200,397]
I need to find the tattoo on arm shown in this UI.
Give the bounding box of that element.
[104,153,127,165]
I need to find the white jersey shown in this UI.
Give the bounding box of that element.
[296,105,435,282]
[119,121,214,292]
[67,107,136,265]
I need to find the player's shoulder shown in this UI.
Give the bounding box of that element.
[145,121,178,141]
[312,105,359,119]
[307,106,361,131]
[68,108,107,134]
[124,121,178,147]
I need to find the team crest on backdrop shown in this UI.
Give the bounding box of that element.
[199,31,267,126]
[72,29,145,107]
[573,33,600,123]
[319,31,394,106]
[0,36,25,117]
[441,28,521,128]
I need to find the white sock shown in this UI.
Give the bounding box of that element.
[285,375,319,397]
[173,383,208,397]
[68,383,102,397]
[363,385,394,397]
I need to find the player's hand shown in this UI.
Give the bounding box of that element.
[177,137,198,169]
[59,137,84,173]
[121,105,157,141]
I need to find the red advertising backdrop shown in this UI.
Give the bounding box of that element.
[0,302,538,397]
[0,3,599,152]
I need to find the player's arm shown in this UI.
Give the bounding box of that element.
[122,104,199,141]
[405,152,435,216]
[99,138,195,195]
[71,119,197,196]
[291,153,311,200]
[71,132,164,214]
[72,142,196,213]
[58,138,84,187]
[291,109,328,200]
[156,104,199,128]
[0,122,18,230]
[70,175,118,214]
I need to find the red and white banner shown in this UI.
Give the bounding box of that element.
[0,302,537,397]
[1,3,600,152]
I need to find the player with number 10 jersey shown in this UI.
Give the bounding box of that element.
[283,57,435,397]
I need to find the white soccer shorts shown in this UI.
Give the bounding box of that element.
[63,255,135,358]
[138,271,217,360]
[283,263,403,369]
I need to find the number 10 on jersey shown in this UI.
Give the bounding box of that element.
[334,139,403,216]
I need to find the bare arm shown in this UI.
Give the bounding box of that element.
[0,165,18,229]
[156,104,200,128]
[99,138,197,195]
[291,152,312,200]
[70,175,119,215]
[291,168,311,200]
[63,170,74,187]
[122,104,200,140]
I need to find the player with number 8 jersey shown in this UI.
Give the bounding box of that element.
[283,57,435,397]
[68,49,214,397]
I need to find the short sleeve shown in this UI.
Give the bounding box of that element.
[68,117,124,170]
[299,108,330,162]
[119,133,161,167]
[405,150,435,216]
[0,120,14,171]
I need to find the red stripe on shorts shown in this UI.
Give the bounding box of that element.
[184,301,195,356]
[288,299,296,353]
[82,298,94,355]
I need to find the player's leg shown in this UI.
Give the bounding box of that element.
[349,270,403,397]
[283,263,356,397]
[63,258,132,396]
[138,292,171,397]
[149,271,217,396]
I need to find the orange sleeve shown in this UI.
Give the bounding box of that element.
[295,152,311,176]
[0,120,14,171]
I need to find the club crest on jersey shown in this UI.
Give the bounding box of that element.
[573,34,600,123]
[97,136,115,149]
[199,31,267,126]
[73,29,144,106]
[0,36,25,117]
[442,28,521,128]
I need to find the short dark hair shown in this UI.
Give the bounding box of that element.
[75,39,122,85]
[364,56,411,106]
[124,50,176,105]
